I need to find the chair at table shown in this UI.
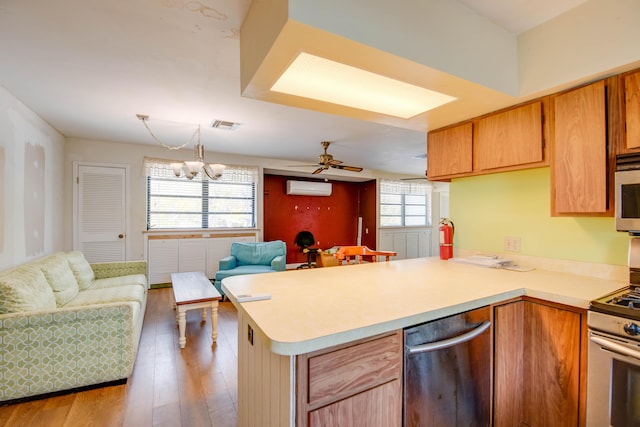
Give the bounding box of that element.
[316,252,339,267]
[294,231,321,268]
[336,246,397,265]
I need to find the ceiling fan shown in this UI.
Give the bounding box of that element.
[303,141,363,175]
[401,170,429,181]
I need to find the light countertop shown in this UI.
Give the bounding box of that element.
[222,257,627,356]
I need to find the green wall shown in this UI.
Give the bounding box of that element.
[449,167,629,266]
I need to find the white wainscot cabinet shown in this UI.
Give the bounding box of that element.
[379,228,432,260]
[146,232,258,285]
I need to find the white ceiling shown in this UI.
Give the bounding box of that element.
[458,0,588,34]
[0,0,590,177]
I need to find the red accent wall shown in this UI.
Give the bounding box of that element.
[359,180,377,249]
[264,175,376,264]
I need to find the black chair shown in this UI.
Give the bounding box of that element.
[295,231,321,268]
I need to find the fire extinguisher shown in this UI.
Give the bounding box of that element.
[439,218,454,260]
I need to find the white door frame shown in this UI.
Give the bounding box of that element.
[72,161,131,260]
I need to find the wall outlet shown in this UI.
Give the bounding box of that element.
[504,236,521,252]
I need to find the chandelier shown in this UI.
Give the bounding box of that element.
[173,143,226,180]
[137,114,226,180]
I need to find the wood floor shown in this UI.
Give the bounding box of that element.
[0,288,239,427]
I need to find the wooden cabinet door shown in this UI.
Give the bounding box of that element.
[475,101,544,170]
[308,380,401,427]
[297,331,402,427]
[626,71,640,149]
[494,300,584,427]
[427,122,473,179]
[552,80,608,215]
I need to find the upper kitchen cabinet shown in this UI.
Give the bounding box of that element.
[474,101,544,171]
[551,79,611,216]
[427,100,548,181]
[622,69,640,151]
[427,122,473,179]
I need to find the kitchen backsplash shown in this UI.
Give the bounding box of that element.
[456,248,628,283]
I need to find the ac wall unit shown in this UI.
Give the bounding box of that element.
[286,180,332,196]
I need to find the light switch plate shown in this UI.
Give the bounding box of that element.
[504,236,521,252]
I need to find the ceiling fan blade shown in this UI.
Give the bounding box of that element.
[327,159,343,166]
[401,170,428,180]
[312,167,325,174]
[332,164,363,172]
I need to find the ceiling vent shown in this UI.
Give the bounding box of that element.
[210,119,241,130]
[286,180,332,196]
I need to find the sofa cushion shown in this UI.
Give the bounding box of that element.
[89,274,147,290]
[66,251,95,289]
[231,241,286,266]
[0,267,56,314]
[38,253,80,307]
[215,265,277,282]
[65,284,146,308]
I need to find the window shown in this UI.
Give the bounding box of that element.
[145,158,258,229]
[380,180,432,227]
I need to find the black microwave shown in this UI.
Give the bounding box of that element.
[615,154,640,232]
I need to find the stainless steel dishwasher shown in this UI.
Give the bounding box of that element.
[403,306,491,427]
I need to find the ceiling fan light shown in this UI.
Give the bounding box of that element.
[271,52,457,119]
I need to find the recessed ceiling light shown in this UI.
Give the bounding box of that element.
[271,52,456,119]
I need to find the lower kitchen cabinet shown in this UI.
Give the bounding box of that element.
[307,380,400,427]
[235,307,403,427]
[493,298,587,427]
[297,331,402,427]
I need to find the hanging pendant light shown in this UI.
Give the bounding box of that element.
[137,114,226,180]
[170,143,226,180]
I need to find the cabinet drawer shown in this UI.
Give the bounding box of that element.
[306,331,402,406]
[308,380,402,427]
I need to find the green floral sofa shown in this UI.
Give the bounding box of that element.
[0,251,147,402]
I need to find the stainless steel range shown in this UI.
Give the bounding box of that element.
[587,238,640,426]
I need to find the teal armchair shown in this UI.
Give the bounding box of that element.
[214,240,286,296]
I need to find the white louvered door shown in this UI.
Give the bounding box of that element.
[76,165,127,262]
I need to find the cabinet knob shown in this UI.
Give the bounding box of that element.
[118,234,124,239]
[624,322,640,336]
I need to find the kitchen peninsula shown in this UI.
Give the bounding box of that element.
[222,257,626,427]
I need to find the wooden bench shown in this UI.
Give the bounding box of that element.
[171,271,222,349]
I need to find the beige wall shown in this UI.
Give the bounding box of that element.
[63,138,396,262]
[518,0,640,97]
[0,86,65,271]
[64,138,261,261]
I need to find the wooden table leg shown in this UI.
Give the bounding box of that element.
[201,307,207,321]
[211,301,219,345]
[177,307,187,349]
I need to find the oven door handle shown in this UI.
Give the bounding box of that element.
[406,321,491,355]
[591,335,640,361]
